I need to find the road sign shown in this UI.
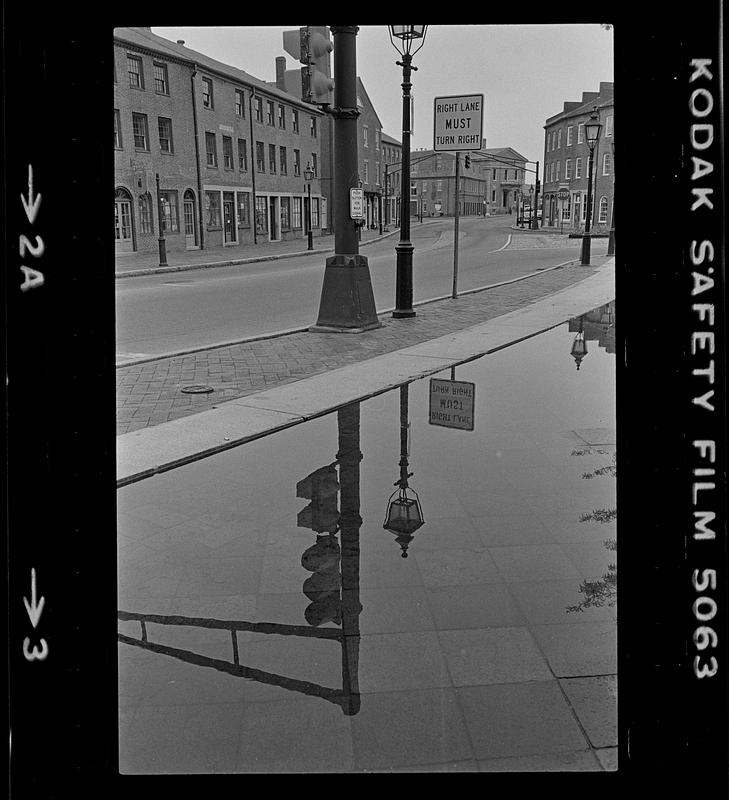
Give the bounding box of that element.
[557,186,570,200]
[433,94,484,152]
[428,378,475,430]
[349,188,364,219]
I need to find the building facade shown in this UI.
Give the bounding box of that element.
[381,132,402,228]
[114,27,325,256]
[480,148,528,215]
[542,82,614,232]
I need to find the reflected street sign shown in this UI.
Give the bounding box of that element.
[428,378,475,430]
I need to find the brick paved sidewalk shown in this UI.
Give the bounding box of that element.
[116,257,611,436]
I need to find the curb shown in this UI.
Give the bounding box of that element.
[114,227,406,279]
[115,257,582,369]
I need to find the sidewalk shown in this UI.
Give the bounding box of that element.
[115,225,404,277]
[117,255,613,438]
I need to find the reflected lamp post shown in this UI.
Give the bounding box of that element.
[383,384,424,557]
[304,162,315,251]
[571,318,588,370]
[580,107,603,265]
[388,25,428,318]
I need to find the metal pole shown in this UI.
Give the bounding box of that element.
[581,145,596,265]
[531,161,540,229]
[452,152,460,299]
[393,51,415,318]
[155,173,168,267]
[307,182,313,250]
[607,143,615,256]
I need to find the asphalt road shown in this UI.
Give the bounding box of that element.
[116,216,597,361]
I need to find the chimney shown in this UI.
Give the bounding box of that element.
[275,57,288,91]
[177,40,185,45]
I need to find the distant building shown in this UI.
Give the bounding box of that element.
[479,148,529,215]
[114,27,324,256]
[381,132,402,226]
[542,82,614,231]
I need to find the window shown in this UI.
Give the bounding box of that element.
[268,144,276,173]
[310,116,317,137]
[603,152,612,176]
[557,129,562,148]
[375,129,380,151]
[410,181,417,197]
[255,196,267,235]
[292,109,299,133]
[127,55,143,88]
[363,125,369,148]
[138,193,153,234]
[236,192,250,227]
[491,189,496,202]
[293,197,303,229]
[605,115,613,137]
[555,161,560,181]
[279,146,287,175]
[205,132,217,167]
[293,149,301,177]
[437,180,443,191]
[567,125,573,146]
[132,113,149,150]
[238,138,248,171]
[255,96,263,122]
[492,169,497,180]
[575,157,582,179]
[280,197,291,230]
[233,89,244,117]
[222,136,234,169]
[114,109,122,148]
[202,77,213,109]
[206,192,221,227]
[267,100,274,125]
[598,196,609,223]
[159,190,179,233]
[363,161,368,184]
[153,62,169,95]
[503,169,508,181]
[565,159,572,179]
[312,153,318,177]
[376,163,381,186]
[278,104,286,129]
[157,117,173,153]
[311,198,320,227]
[549,162,554,182]
[256,141,265,172]
[562,198,571,220]
[577,123,584,144]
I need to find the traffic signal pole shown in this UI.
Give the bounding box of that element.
[311,26,380,333]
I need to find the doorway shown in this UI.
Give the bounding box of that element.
[223,192,236,244]
[115,188,135,253]
[268,196,278,241]
[183,189,198,249]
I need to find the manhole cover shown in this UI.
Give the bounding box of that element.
[181,385,215,394]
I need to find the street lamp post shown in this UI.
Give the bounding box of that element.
[388,25,428,319]
[304,162,314,251]
[580,107,603,265]
[155,173,168,267]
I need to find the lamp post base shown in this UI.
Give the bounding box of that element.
[393,241,416,318]
[580,234,592,265]
[311,254,381,332]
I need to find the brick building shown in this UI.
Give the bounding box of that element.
[381,131,402,227]
[480,148,528,215]
[542,82,614,232]
[114,27,325,256]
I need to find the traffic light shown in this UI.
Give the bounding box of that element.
[296,464,340,533]
[464,154,471,169]
[301,534,342,626]
[282,26,334,106]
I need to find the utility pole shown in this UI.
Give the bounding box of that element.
[311,26,380,333]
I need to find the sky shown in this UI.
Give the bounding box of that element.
[153,25,613,184]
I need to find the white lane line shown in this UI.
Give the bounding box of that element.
[488,234,512,253]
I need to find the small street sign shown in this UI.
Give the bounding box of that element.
[433,94,484,152]
[349,188,365,219]
[557,186,570,200]
[428,378,476,430]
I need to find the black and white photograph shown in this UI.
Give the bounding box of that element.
[5,10,727,792]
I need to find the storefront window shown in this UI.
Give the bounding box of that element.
[206,191,221,228]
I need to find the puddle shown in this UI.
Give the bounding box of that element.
[118,301,617,773]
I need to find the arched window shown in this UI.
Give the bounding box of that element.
[138,192,154,235]
[598,196,609,224]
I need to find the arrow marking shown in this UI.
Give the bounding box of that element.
[21,164,42,225]
[23,568,45,629]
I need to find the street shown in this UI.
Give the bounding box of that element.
[116,216,603,360]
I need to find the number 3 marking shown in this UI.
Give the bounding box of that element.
[23,637,49,661]
[694,655,718,679]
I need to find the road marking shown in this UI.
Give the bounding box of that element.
[488,234,511,253]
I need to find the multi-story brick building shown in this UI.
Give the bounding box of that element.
[114,27,325,256]
[480,148,528,215]
[381,132,402,227]
[542,82,614,232]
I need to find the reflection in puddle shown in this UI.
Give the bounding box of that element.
[118,301,616,773]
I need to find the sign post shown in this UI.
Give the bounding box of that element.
[433,93,484,300]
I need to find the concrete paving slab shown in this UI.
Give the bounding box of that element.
[117,404,304,485]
